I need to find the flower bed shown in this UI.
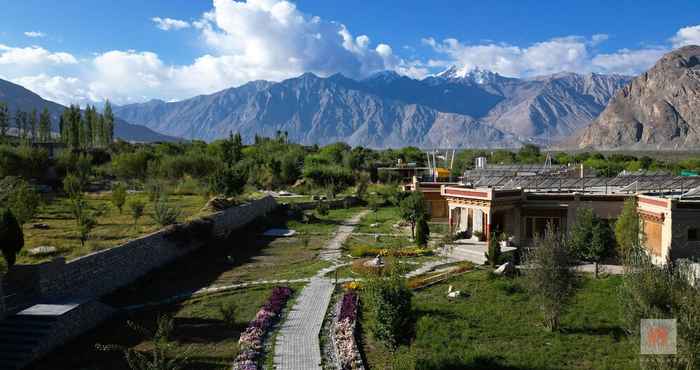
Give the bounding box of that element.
[349,245,432,258]
[332,291,364,370]
[232,286,293,370]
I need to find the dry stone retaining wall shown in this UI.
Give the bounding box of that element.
[27,196,278,303]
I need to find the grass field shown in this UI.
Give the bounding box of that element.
[28,285,301,370]
[361,270,637,370]
[18,192,207,265]
[356,206,404,234]
[101,206,364,306]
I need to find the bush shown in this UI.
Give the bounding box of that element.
[152,197,182,227]
[524,224,576,331]
[209,166,246,198]
[218,303,237,328]
[111,183,127,214]
[363,271,413,348]
[414,217,429,246]
[128,199,146,225]
[145,179,166,202]
[620,260,700,368]
[0,208,24,266]
[316,201,330,217]
[485,233,501,268]
[0,177,41,225]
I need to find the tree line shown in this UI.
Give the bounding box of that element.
[0,100,114,149]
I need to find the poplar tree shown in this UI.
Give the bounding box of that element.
[103,100,114,145]
[28,109,38,143]
[59,114,66,143]
[0,102,8,139]
[38,108,51,143]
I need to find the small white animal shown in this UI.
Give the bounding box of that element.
[447,285,461,298]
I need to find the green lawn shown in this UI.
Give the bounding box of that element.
[356,206,405,234]
[361,271,638,370]
[18,193,208,265]
[28,285,302,370]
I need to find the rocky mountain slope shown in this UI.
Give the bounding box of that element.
[578,45,700,149]
[0,78,178,142]
[114,73,519,148]
[114,68,631,148]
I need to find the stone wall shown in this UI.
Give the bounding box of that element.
[27,196,278,302]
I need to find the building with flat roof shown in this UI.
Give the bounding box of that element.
[406,158,700,265]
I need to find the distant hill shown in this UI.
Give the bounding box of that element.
[577,45,700,149]
[114,69,630,148]
[0,78,179,143]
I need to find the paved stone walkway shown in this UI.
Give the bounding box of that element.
[274,210,368,370]
[318,211,369,262]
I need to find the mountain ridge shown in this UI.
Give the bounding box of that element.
[114,68,630,147]
[577,45,700,149]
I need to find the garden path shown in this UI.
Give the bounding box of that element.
[273,210,368,370]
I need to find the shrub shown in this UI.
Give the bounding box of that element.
[399,192,427,238]
[316,201,329,217]
[414,217,429,246]
[0,208,24,266]
[485,233,501,268]
[219,303,237,328]
[152,197,182,227]
[620,259,700,368]
[145,180,166,203]
[0,177,41,225]
[524,223,576,331]
[111,182,127,214]
[209,166,246,198]
[128,199,146,225]
[96,314,188,370]
[363,270,413,348]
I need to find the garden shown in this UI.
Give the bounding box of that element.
[28,284,300,370]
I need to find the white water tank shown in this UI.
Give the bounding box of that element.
[475,157,487,169]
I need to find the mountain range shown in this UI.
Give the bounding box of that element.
[0,78,177,143]
[113,67,632,148]
[577,45,700,149]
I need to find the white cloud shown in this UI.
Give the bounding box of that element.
[671,25,700,48]
[14,74,90,104]
[2,2,698,107]
[424,34,674,77]
[152,17,191,31]
[591,48,668,75]
[0,44,77,66]
[24,31,46,38]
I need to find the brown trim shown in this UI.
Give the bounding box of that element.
[638,210,665,222]
[444,188,489,198]
[639,197,669,208]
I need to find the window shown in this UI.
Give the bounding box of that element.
[689,228,699,242]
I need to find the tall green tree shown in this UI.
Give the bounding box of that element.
[15,109,27,142]
[103,100,115,145]
[29,109,38,143]
[399,191,427,238]
[615,198,642,261]
[38,108,51,143]
[0,102,9,140]
[569,208,613,277]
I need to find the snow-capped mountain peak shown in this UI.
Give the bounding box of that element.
[436,65,501,84]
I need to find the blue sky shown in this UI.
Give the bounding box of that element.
[1,0,699,105]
